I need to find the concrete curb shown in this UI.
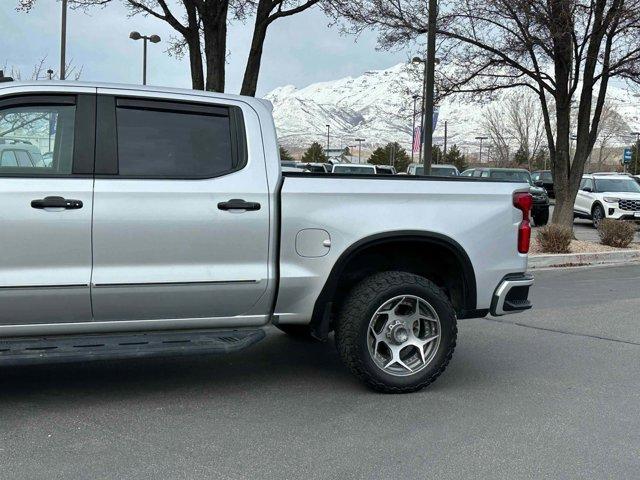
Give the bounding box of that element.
[529,249,640,269]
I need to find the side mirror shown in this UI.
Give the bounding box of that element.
[534,180,544,187]
[582,186,592,192]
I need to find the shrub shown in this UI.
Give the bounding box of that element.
[597,219,636,248]
[536,224,572,253]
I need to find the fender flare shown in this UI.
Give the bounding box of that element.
[310,230,478,339]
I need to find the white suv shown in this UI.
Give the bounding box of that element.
[574,174,640,227]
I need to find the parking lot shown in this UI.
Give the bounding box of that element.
[538,204,640,243]
[1,264,639,479]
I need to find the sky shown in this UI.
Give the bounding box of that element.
[1,1,412,96]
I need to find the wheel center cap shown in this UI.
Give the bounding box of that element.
[388,323,409,344]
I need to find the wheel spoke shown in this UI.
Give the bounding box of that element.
[367,294,442,377]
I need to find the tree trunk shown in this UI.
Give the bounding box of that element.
[241,19,268,96]
[551,105,574,228]
[201,2,229,92]
[187,34,205,90]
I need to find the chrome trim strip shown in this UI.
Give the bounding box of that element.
[0,315,270,338]
[92,280,259,288]
[0,284,88,290]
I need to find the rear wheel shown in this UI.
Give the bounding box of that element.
[592,204,605,228]
[335,271,457,393]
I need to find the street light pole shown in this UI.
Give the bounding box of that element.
[60,0,67,80]
[355,138,365,164]
[476,135,489,163]
[412,94,419,163]
[421,0,437,176]
[130,32,161,85]
[475,136,488,163]
[326,125,330,155]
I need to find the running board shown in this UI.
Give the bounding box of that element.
[0,329,265,366]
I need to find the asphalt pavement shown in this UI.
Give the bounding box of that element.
[1,265,639,479]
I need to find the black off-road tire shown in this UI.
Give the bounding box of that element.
[275,324,316,340]
[335,271,457,393]
[533,209,549,226]
[592,204,605,228]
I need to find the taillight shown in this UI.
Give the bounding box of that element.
[513,192,533,254]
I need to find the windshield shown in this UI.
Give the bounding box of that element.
[489,170,532,185]
[594,178,640,193]
[333,165,376,174]
[538,171,553,182]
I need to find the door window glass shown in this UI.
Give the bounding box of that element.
[0,105,75,175]
[116,105,236,178]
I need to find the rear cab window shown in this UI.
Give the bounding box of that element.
[95,96,247,178]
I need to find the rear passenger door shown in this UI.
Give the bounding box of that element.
[0,93,95,326]
[91,91,270,324]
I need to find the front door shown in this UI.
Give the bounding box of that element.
[90,92,271,323]
[575,178,595,215]
[0,94,95,326]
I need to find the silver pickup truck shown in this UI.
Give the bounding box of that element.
[0,81,533,392]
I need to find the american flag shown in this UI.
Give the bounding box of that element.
[412,126,421,154]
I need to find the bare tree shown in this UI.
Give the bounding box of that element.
[481,92,546,168]
[327,0,640,227]
[591,102,628,170]
[239,0,320,96]
[482,106,512,166]
[3,57,83,80]
[17,0,231,92]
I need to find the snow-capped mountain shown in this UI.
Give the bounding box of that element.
[265,63,640,156]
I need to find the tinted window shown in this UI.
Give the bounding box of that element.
[594,178,640,193]
[15,150,32,167]
[489,170,532,184]
[1,150,17,167]
[332,165,376,174]
[116,105,236,177]
[0,105,75,175]
[430,166,458,177]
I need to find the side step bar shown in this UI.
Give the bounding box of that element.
[0,329,265,366]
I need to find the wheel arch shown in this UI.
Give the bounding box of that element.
[309,230,478,340]
[591,201,605,216]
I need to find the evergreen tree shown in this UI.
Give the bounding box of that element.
[301,142,327,163]
[279,145,294,162]
[368,142,411,172]
[443,144,469,172]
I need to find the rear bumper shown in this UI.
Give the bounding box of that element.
[490,273,534,316]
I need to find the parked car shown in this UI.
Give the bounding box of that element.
[407,163,460,177]
[531,170,554,198]
[0,142,46,168]
[0,80,533,393]
[574,173,640,227]
[462,168,549,225]
[331,163,377,174]
[374,165,396,175]
[280,160,297,168]
[296,162,331,173]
